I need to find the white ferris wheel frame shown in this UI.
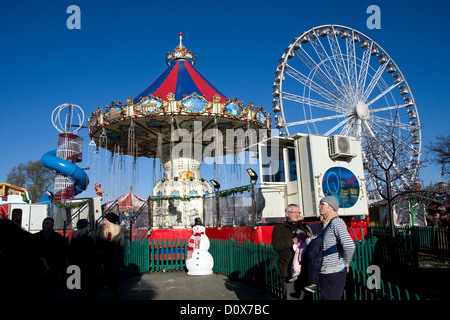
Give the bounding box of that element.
[272,24,421,194]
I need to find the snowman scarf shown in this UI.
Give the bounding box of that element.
[187,230,204,259]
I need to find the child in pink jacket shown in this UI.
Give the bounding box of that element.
[288,229,309,282]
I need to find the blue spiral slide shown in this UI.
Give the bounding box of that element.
[39,150,89,203]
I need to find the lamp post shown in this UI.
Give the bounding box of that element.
[246,169,258,226]
[210,179,221,228]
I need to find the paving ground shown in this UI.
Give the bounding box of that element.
[53,271,279,301]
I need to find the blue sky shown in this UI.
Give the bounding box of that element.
[1,0,449,201]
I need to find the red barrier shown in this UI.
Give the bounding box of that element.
[147,226,275,244]
[205,226,274,244]
[146,219,368,243]
[346,217,369,241]
[148,228,193,240]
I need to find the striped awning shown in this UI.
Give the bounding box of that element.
[134,59,227,103]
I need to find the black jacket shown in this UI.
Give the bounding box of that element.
[304,223,323,264]
[271,220,308,279]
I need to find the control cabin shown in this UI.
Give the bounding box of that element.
[257,133,369,223]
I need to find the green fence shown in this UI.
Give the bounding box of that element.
[148,238,188,272]
[347,268,420,300]
[209,238,283,298]
[124,237,188,274]
[370,226,450,257]
[352,234,419,273]
[124,236,421,300]
[124,237,150,276]
[209,238,420,300]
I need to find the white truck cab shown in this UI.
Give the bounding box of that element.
[0,194,49,233]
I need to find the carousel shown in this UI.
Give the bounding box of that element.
[87,33,270,228]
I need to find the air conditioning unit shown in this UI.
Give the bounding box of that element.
[327,135,357,160]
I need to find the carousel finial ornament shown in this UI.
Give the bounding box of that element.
[179,32,183,48]
[165,32,196,66]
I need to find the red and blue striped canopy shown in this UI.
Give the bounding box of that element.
[135,59,227,103]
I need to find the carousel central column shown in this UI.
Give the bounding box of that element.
[153,141,212,227]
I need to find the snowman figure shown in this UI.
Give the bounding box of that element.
[185,218,214,275]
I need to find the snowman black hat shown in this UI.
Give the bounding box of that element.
[192,217,204,227]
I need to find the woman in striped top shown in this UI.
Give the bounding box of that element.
[318,196,355,300]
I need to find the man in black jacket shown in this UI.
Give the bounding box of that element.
[33,217,68,298]
[272,204,308,300]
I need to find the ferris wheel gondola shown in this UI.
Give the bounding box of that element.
[272,25,421,197]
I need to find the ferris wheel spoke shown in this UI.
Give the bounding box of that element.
[365,122,402,144]
[357,44,373,100]
[325,118,348,136]
[286,113,347,127]
[308,38,345,92]
[369,115,411,132]
[362,60,390,102]
[295,46,341,95]
[312,34,348,91]
[365,119,395,138]
[284,65,346,105]
[327,28,352,89]
[345,36,359,96]
[282,91,346,113]
[369,103,409,114]
[364,120,416,174]
[366,82,402,107]
[363,122,394,166]
[362,121,410,186]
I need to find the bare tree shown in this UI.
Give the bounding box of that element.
[426,135,450,180]
[361,108,424,234]
[6,160,55,203]
[362,108,422,200]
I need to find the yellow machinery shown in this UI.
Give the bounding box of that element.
[0,182,30,202]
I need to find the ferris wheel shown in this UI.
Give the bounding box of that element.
[272,25,421,197]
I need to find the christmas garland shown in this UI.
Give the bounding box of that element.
[216,185,252,197]
[148,194,203,202]
[53,199,89,209]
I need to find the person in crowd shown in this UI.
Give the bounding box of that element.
[69,218,97,300]
[302,222,323,294]
[0,219,41,299]
[288,228,308,283]
[430,212,442,227]
[33,217,68,298]
[168,199,182,223]
[271,204,308,300]
[97,212,125,300]
[318,196,355,300]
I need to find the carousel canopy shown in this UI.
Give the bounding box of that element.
[134,33,227,103]
[87,33,270,159]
